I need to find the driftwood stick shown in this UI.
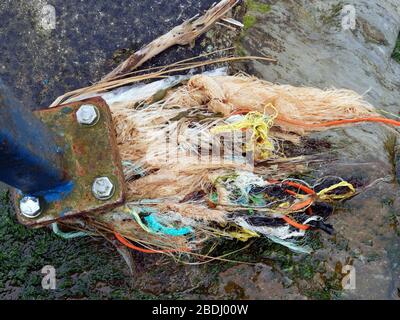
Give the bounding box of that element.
[50,55,276,108]
[101,0,238,82]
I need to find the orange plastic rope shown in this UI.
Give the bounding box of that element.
[285,189,297,196]
[230,108,400,129]
[283,181,316,195]
[288,196,314,212]
[229,108,252,116]
[268,179,316,195]
[278,116,400,128]
[282,215,310,230]
[266,180,315,230]
[114,232,189,254]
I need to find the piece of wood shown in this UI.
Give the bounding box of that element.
[101,0,238,82]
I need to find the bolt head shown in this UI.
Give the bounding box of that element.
[76,104,99,125]
[20,196,41,218]
[92,177,115,200]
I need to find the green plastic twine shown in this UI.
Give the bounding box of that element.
[52,223,88,239]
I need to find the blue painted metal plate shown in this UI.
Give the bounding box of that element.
[12,97,125,227]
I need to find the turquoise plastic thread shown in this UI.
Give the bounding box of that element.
[144,214,193,237]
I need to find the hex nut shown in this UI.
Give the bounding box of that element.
[92,177,115,200]
[20,196,41,219]
[76,104,99,125]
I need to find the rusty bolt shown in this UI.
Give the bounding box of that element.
[92,177,115,200]
[76,104,99,125]
[20,196,41,218]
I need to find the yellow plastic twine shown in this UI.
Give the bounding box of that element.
[211,106,277,160]
[210,225,260,242]
[227,228,259,241]
[123,207,154,234]
[317,181,355,201]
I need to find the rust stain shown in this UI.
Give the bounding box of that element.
[13,97,126,228]
[75,160,86,177]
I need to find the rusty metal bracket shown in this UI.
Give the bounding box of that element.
[13,97,125,227]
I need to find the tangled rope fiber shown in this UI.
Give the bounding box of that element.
[271,180,355,230]
[211,109,277,160]
[63,73,400,257]
[114,232,191,254]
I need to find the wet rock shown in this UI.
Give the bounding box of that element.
[0,0,216,109]
[241,0,400,113]
[218,264,306,300]
[357,17,389,45]
[238,0,400,299]
[133,258,205,296]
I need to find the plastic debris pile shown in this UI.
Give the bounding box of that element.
[53,71,400,260]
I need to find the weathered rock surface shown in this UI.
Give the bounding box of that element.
[218,264,306,300]
[243,0,400,112]
[239,0,400,300]
[0,0,216,109]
